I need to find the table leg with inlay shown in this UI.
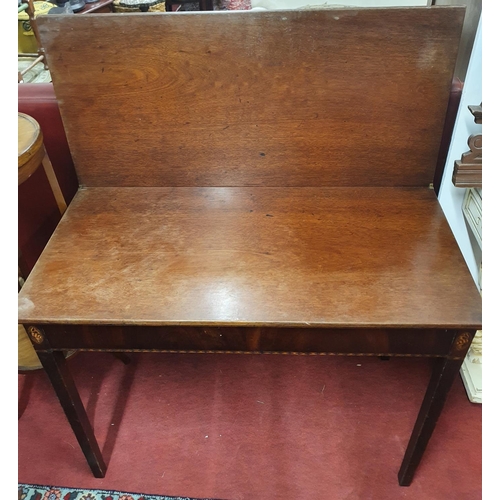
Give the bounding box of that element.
[26,323,475,483]
[398,330,475,486]
[28,326,107,478]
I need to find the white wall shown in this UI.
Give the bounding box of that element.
[438,16,482,288]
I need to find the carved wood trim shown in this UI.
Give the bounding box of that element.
[452,134,482,187]
[468,103,482,124]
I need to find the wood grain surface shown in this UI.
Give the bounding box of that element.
[38,8,464,188]
[18,187,481,328]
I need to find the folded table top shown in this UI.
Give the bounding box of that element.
[36,8,464,189]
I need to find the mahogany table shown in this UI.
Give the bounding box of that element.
[18,8,482,486]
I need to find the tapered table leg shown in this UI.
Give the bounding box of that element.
[37,350,107,478]
[398,356,463,486]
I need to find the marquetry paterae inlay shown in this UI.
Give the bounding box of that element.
[454,332,472,351]
[28,326,44,344]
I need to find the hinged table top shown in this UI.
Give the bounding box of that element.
[18,186,482,329]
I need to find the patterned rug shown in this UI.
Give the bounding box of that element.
[18,484,222,500]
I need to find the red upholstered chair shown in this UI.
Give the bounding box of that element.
[18,83,79,277]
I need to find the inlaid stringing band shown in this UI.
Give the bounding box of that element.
[47,348,460,359]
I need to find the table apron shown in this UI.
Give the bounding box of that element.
[26,325,465,359]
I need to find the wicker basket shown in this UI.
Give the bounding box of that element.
[113,0,166,12]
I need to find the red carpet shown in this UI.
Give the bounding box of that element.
[18,352,481,499]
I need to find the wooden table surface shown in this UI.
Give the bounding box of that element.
[23,8,480,486]
[18,186,481,329]
[18,114,40,159]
